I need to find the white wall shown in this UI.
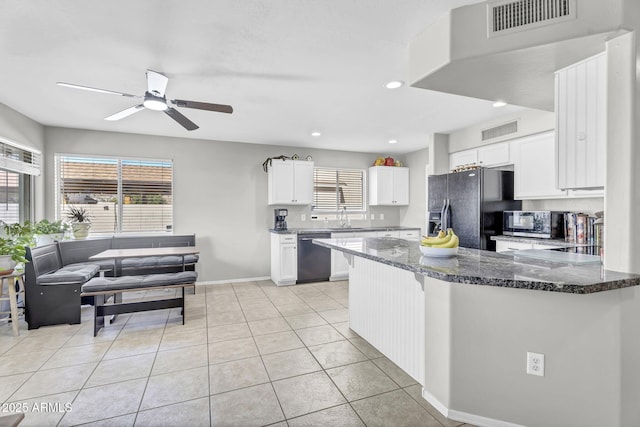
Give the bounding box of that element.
[0,103,46,220]
[400,146,428,233]
[43,127,420,282]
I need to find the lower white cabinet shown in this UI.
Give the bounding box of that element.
[377,230,399,238]
[495,240,565,253]
[270,233,297,286]
[399,229,420,241]
[330,232,355,281]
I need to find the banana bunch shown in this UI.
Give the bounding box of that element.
[373,156,385,166]
[420,229,459,248]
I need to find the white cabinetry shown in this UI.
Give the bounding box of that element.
[368,166,409,206]
[449,149,478,171]
[555,52,606,190]
[268,160,314,205]
[511,131,567,199]
[495,240,566,253]
[449,142,510,171]
[399,229,420,241]
[270,233,297,286]
[377,230,399,238]
[330,232,355,281]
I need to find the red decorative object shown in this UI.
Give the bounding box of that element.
[384,157,395,166]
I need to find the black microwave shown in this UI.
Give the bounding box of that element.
[502,211,565,239]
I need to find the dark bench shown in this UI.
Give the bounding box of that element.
[81,271,197,336]
[24,234,198,329]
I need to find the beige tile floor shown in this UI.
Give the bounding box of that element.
[0,280,477,427]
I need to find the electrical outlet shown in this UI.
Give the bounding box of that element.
[301,214,306,221]
[527,352,545,376]
[380,213,385,220]
[371,214,375,220]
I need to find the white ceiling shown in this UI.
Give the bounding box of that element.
[0,0,527,154]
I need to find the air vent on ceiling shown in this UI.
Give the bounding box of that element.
[487,0,576,38]
[481,120,518,141]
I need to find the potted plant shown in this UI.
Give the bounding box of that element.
[33,219,71,246]
[0,222,34,274]
[67,206,92,239]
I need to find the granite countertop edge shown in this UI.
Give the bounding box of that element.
[312,238,640,294]
[490,235,590,247]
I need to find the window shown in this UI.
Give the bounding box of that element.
[0,137,39,224]
[312,167,365,213]
[55,155,173,234]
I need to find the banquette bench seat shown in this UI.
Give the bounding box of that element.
[24,234,197,329]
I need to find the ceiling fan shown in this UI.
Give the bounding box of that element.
[56,70,233,131]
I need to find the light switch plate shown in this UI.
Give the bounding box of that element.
[371,214,375,220]
[301,214,306,221]
[380,213,385,220]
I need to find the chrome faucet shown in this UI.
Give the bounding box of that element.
[339,206,350,228]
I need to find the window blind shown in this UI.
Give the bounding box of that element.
[56,155,173,234]
[312,167,365,212]
[0,170,21,224]
[0,137,41,176]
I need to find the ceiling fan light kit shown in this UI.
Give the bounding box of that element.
[57,69,233,131]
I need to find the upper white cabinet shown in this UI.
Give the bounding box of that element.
[368,166,409,206]
[268,160,314,205]
[449,142,510,171]
[511,131,567,199]
[555,52,606,190]
[449,149,478,171]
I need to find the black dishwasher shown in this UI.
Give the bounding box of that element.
[297,232,331,283]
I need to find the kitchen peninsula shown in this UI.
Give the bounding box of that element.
[313,236,640,427]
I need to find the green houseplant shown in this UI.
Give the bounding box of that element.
[33,219,71,246]
[0,222,34,274]
[67,206,92,239]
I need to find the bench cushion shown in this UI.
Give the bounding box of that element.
[121,254,199,268]
[82,271,198,293]
[37,263,100,285]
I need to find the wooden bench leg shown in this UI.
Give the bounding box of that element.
[94,294,105,337]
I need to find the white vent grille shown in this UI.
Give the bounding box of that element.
[488,0,576,37]
[481,120,518,141]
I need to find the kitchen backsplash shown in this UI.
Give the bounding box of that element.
[277,205,403,229]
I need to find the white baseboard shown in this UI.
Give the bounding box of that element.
[196,276,271,286]
[421,388,525,427]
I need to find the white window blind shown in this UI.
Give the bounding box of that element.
[56,155,173,234]
[312,167,365,212]
[0,136,41,176]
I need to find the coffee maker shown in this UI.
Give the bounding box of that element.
[274,208,288,230]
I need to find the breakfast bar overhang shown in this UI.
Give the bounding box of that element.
[313,236,640,427]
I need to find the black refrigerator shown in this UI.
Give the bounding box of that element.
[427,168,521,251]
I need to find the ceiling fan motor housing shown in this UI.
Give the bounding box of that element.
[143,92,168,111]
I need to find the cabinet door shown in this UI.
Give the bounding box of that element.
[495,241,533,253]
[293,161,314,204]
[268,161,295,204]
[330,232,354,280]
[377,230,399,238]
[478,142,509,167]
[513,132,567,199]
[449,149,478,171]
[556,52,606,189]
[399,229,420,241]
[393,168,409,205]
[279,243,297,283]
[369,166,395,205]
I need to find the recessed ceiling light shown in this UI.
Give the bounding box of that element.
[493,100,507,108]
[388,139,398,144]
[311,131,322,137]
[385,81,404,89]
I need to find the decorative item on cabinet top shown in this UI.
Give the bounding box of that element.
[262,154,313,172]
[372,156,402,167]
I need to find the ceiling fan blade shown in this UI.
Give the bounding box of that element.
[57,82,138,98]
[164,107,199,131]
[105,104,145,121]
[171,99,233,114]
[146,70,169,97]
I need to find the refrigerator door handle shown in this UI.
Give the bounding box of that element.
[440,200,447,231]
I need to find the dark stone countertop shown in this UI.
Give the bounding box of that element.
[312,237,640,294]
[269,226,421,235]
